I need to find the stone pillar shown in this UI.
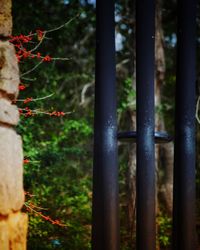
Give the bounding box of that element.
[0,0,28,249]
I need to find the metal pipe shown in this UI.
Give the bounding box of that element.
[173,0,197,249]
[92,0,119,249]
[136,0,156,249]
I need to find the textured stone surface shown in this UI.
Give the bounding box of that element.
[0,99,19,125]
[0,218,9,249]
[0,2,27,249]
[0,127,24,215]
[0,0,12,37]
[8,213,28,250]
[0,212,28,250]
[0,41,19,98]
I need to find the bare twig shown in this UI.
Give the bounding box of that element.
[24,202,67,227]
[25,202,48,211]
[21,77,37,81]
[45,13,80,34]
[19,108,72,116]
[20,55,70,77]
[17,93,55,102]
[196,96,200,124]
[20,61,43,77]
[26,14,80,38]
[30,32,46,53]
[80,82,94,106]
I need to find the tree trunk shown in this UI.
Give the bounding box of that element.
[155,0,173,215]
[126,109,136,243]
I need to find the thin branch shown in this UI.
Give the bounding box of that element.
[80,82,94,106]
[116,58,130,70]
[196,95,200,124]
[26,14,80,38]
[45,57,71,61]
[26,202,48,211]
[24,202,67,227]
[45,13,80,34]
[20,55,70,78]
[19,108,72,116]
[21,76,37,81]
[20,60,43,77]
[17,93,55,102]
[30,32,47,53]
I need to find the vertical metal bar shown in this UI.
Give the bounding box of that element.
[136,0,156,249]
[173,0,197,249]
[92,0,119,250]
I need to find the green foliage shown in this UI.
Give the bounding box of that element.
[27,177,92,250]
[118,77,136,114]
[13,1,95,248]
[157,213,172,248]
[20,115,93,249]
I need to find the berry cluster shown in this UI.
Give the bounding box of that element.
[9,30,52,62]
[23,159,30,164]
[50,111,65,116]
[19,84,26,91]
[19,107,34,117]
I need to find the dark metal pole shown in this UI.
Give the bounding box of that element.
[136,0,156,249]
[92,0,119,250]
[173,0,197,249]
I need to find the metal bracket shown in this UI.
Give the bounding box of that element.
[117,131,173,144]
